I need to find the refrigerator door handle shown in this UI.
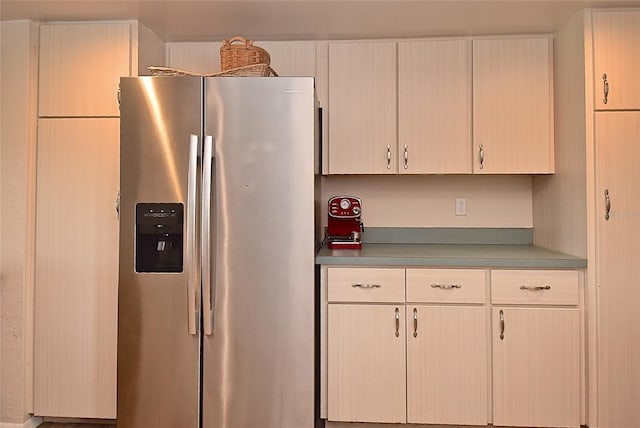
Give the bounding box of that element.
[186,134,199,335]
[202,135,214,335]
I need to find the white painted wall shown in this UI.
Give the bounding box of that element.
[533,11,589,258]
[320,175,532,230]
[0,20,39,425]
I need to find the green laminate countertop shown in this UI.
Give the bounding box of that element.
[316,243,586,269]
[315,228,586,269]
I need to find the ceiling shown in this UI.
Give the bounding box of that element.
[2,0,640,42]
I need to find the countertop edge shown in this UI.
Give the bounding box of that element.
[315,243,587,269]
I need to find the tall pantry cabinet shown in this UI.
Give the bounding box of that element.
[533,8,640,428]
[590,10,640,428]
[594,112,640,427]
[34,21,164,419]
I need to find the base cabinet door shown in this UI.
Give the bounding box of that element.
[492,307,580,428]
[327,304,406,423]
[407,305,487,425]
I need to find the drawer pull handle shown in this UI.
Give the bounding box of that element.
[351,283,382,289]
[603,73,609,105]
[519,285,551,291]
[413,308,418,338]
[386,145,392,170]
[395,307,400,338]
[431,283,462,289]
[499,310,505,340]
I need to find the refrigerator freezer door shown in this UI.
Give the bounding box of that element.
[118,76,203,428]
[202,77,316,428]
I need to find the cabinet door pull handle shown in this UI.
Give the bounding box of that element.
[403,144,409,170]
[499,309,505,340]
[479,143,485,169]
[115,191,120,219]
[605,189,611,220]
[395,307,400,338]
[519,285,551,291]
[386,145,392,170]
[413,308,418,338]
[431,283,461,289]
[603,73,609,105]
[351,283,381,289]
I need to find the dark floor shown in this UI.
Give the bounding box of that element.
[40,424,115,428]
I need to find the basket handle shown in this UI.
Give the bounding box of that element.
[224,36,253,48]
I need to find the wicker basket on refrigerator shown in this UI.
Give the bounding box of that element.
[220,36,271,71]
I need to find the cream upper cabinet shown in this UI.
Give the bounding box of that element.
[491,270,581,428]
[473,37,554,173]
[327,304,406,423]
[39,21,164,117]
[327,36,554,175]
[328,41,397,174]
[34,118,119,418]
[255,41,317,77]
[398,39,472,173]
[593,10,640,110]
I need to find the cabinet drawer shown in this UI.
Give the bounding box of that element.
[491,270,579,306]
[406,269,486,304]
[328,268,405,303]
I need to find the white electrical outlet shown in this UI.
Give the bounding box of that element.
[455,198,467,216]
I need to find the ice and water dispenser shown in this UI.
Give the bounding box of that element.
[135,203,184,273]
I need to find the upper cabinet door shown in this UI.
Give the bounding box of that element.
[328,42,397,174]
[398,39,471,173]
[255,41,317,77]
[39,22,132,117]
[593,10,640,110]
[473,37,554,174]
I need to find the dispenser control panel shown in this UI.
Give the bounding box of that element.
[135,203,184,273]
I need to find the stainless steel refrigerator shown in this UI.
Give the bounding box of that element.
[117,76,319,428]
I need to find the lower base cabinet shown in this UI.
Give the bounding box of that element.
[491,269,581,428]
[327,304,406,423]
[324,267,582,428]
[407,305,487,425]
[492,307,580,428]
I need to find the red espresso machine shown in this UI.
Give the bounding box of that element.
[327,196,364,249]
